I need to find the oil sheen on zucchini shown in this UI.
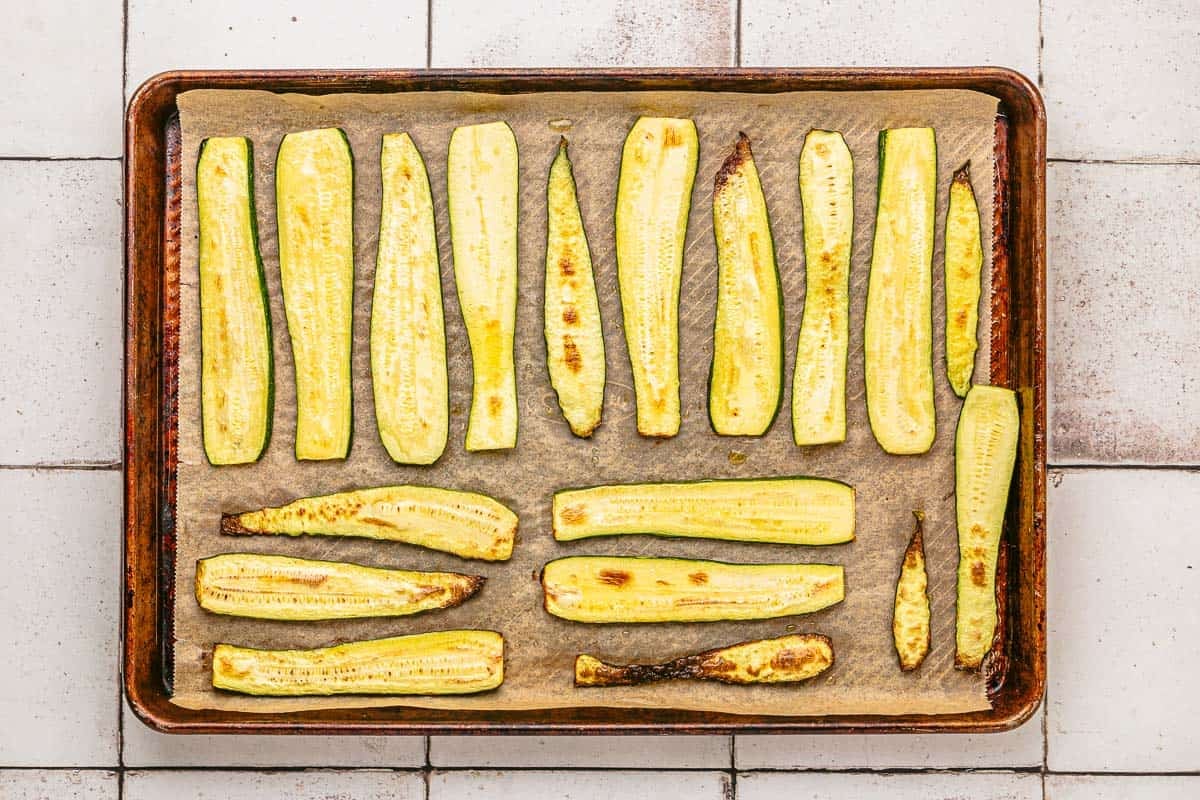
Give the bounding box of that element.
[275,128,355,460]
[792,130,853,446]
[945,162,984,397]
[195,553,483,621]
[220,485,517,561]
[955,385,1019,669]
[447,121,519,451]
[542,556,844,623]
[196,136,273,465]
[709,133,782,436]
[371,133,448,464]
[864,127,937,455]
[545,137,605,437]
[615,117,698,437]
[553,477,854,545]
[893,511,931,671]
[212,630,504,696]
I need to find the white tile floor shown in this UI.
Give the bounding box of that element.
[3,0,1197,797]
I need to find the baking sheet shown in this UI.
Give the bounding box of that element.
[171,87,997,715]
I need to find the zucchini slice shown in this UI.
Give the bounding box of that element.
[864,127,937,455]
[275,128,355,461]
[220,485,517,562]
[945,162,984,397]
[545,137,605,437]
[892,511,931,671]
[371,133,449,465]
[542,556,844,623]
[792,130,854,446]
[195,553,483,621]
[197,136,273,465]
[212,630,504,696]
[615,116,699,437]
[575,633,833,687]
[552,477,854,545]
[954,385,1019,669]
[447,121,519,451]
[709,133,783,436]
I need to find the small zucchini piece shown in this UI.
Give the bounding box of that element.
[792,130,853,446]
[212,630,504,696]
[892,511,931,671]
[542,556,844,623]
[371,133,449,465]
[197,136,273,465]
[945,162,984,397]
[447,121,519,451]
[864,127,937,455]
[575,633,833,687]
[195,553,483,621]
[709,133,783,436]
[276,127,355,461]
[615,116,699,437]
[955,385,1019,669]
[553,477,854,545]
[545,137,605,437]
[220,485,517,562]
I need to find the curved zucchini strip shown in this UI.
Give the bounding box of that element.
[197,136,273,465]
[448,121,519,451]
[615,117,698,437]
[195,553,483,621]
[709,133,783,436]
[945,162,984,397]
[575,633,833,687]
[553,477,854,545]
[220,485,517,561]
[542,556,844,623]
[954,385,1019,669]
[545,137,605,437]
[792,130,853,446]
[276,128,355,460]
[864,127,937,455]
[212,630,504,696]
[371,133,448,465]
[892,511,931,671]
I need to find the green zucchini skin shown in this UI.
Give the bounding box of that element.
[945,162,984,397]
[196,136,274,465]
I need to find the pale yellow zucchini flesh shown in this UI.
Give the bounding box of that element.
[447,121,519,451]
[615,117,699,437]
[371,133,449,464]
[212,630,505,696]
[545,137,605,437]
[892,511,931,671]
[945,162,984,397]
[792,129,853,446]
[275,128,355,460]
[553,477,855,545]
[542,556,844,623]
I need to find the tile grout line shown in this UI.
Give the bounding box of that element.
[0,156,123,162]
[425,0,433,69]
[734,0,742,67]
[119,0,129,790]
[1048,157,1200,165]
[0,462,121,471]
[1037,0,1044,88]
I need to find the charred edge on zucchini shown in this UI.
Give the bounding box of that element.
[892,511,931,671]
[945,161,984,397]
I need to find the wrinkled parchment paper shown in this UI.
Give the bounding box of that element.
[172,88,997,715]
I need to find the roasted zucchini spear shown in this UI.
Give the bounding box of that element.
[575,634,833,687]
[220,485,517,561]
[892,511,931,671]
[552,477,855,545]
[212,630,504,696]
[545,137,605,437]
[945,162,984,397]
[542,556,844,623]
[195,553,483,621]
[955,385,1019,669]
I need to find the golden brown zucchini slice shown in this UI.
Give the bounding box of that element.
[945,162,984,397]
[892,511,931,671]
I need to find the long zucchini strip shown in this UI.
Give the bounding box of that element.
[709,133,783,436]
[195,553,483,621]
[892,511,931,671]
[212,630,504,696]
[945,162,984,397]
[615,116,698,437]
[553,477,854,545]
[542,556,844,623]
[575,634,833,687]
[220,485,517,561]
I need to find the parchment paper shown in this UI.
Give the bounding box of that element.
[171,87,998,716]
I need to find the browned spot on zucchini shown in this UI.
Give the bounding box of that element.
[688,571,708,585]
[562,336,583,373]
[558,256,575,276]
[561,306,578,325]
[220,514,251,535]
[488,395,503,416]
[662,125,684,148]
[713,132,751,193]
[970,561,987,586]
[559,505,586,524]
[597,569,630,587]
